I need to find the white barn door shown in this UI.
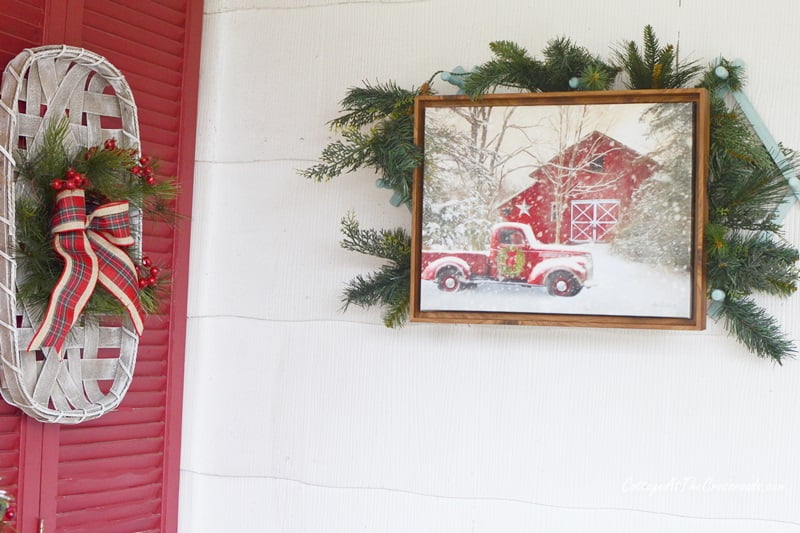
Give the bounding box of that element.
[570,199,620,242]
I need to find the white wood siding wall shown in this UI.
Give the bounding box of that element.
[180,1,800,531]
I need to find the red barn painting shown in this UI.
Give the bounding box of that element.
[499,131,657,244]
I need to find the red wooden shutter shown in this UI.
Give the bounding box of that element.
[0,0,201,531]
[0,2,45,65]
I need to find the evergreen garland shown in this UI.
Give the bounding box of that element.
[463,38,617,96]
[15,118,177,319]
[339,212,410,328]
[302,26,800,363]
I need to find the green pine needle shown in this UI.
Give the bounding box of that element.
[329,81,419,130]
[464,40,548,97]
[716,297,796,363]
[299,129,372,182]
[464,37,616,98]
[299,80,426,208]
[613,25,702,89]
[340,213,411,327]
[707,231,799,298]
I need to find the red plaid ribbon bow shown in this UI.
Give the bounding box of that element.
[28,189,145,353]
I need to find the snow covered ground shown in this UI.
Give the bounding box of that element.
[419,243,692,318]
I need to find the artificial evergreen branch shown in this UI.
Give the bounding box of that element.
[707,231,799,297]
[340,213,411,327]
[329,80,419,130]
[699,55,799,361]
[613,24,702,89]
[715,296,796,363]
[300,129,372,182]
[699,58,745,93]
[15,118,175,318]
[464,38,616,98]
[707,96,775,171]
[463,40,548,97]
[300,81,427,207]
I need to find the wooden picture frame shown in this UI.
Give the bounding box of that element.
[410,89,709,329]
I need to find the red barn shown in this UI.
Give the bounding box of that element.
[499,131,657,244]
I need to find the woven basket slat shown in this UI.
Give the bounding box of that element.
[75,359,118,381]
[56,355,92,409]
[36,58,59,102]
[32,353,60,404]
[50,371,74,412]
[0,45,142,424]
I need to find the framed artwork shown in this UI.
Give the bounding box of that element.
[410,89,709,329]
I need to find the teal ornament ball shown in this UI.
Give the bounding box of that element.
[711,289,726,302]
[389,191,403,207]
[568,77,580,89]
[714,65,729,80]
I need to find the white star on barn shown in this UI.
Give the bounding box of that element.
[516,200,532,216]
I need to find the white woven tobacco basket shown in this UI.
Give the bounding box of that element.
[0,45,142,424]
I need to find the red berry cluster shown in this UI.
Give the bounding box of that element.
[2,503,14,522]
[131,155,156,186]
[104,138,117,151]
[138,256,160,289]
[51,167,88,191]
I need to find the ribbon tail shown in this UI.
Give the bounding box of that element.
[27,232,99,353]
[88,231,145,335]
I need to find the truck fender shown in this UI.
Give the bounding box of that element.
[528,257,587,285]
[421,256,471,281]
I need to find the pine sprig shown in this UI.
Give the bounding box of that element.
[15,118,175,320]
[708,95,774,170]
[300,128,372,182]
[464,38,616,97]
[340,213,410,327]
[613,25,702,89]
[707,231,799,298]
[716,296,796,363]
[699,58,745,93]
[300,81,426,207]
[329,81,419,130]
[463,40,549,96]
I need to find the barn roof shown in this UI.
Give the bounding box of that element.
[495,130,653,209]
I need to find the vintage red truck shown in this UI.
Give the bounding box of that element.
[420,222,593,296]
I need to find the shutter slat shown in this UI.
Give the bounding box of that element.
[5,0,44,22]
[59,437,164,461]
[61,422,164,445]
[58,452,164,478]
[58,483,161,513]
[58,467,162,495]
[60,515,161,533]
[84,0,186,31]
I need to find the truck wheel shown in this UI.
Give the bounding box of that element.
[436,266,464,292]
[546,270,582,297]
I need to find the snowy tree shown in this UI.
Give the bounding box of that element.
[612,102,694,270]
[422,106,540,249]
